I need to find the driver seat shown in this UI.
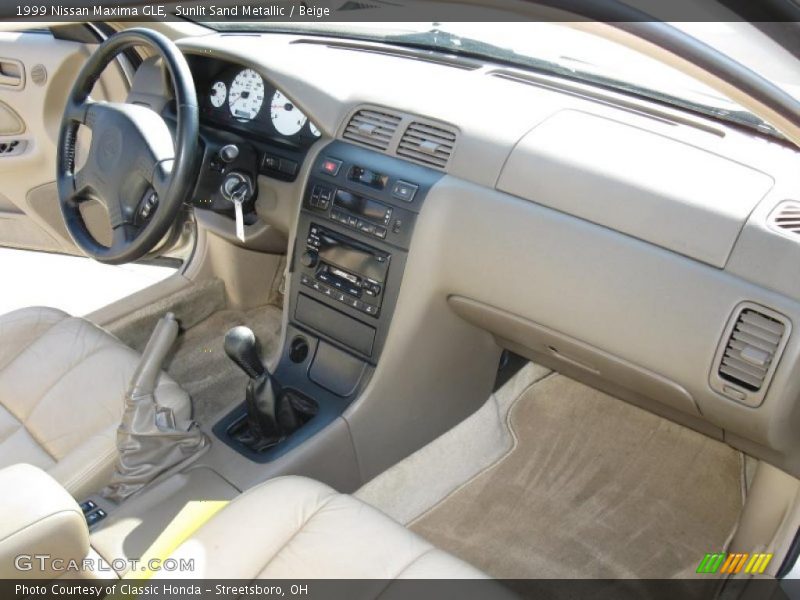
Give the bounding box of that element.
[0,307,191,499]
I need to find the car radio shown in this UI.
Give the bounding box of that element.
[298,224,390,318]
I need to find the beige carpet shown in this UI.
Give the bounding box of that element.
[411,374,743,579]
[166,305,283,425]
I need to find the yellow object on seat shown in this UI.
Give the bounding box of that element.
[123,500,229,581]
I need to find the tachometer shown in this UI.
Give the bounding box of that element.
[228,69,265,122]
[270,90,307,136]
[209,81,227,108]
[310,123,321,137]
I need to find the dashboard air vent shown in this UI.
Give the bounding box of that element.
[770,201,800,236]
[397,121,457,169]
[718,309,785,391]
[710,303,790,408]
[342,109,401,151]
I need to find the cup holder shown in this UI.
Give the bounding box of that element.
[289,336,309,364]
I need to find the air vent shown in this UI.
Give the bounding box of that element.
[397,121,457,169]
[770,201,800,236]
[711,303,790,407]
[342,109,401,151]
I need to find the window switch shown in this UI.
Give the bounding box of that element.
[85,509,107,527]
[79,500,97,515]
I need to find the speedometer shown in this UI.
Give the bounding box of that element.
[228,69,265,122]
[209,81,227,108]
[270,90,307,136]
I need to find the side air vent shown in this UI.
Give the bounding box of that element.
[397,121,457,169]
[769,201,800,236]
[710,303,790,407]
[342,109,401,151]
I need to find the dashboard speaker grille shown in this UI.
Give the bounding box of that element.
[30,64,47,86]
[770,201,800,235]
[718,308,785,392]
[397,121,457,169]
[342,109,401,151]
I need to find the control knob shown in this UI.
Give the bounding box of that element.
[300,251,318,268]
[219,144,240,163]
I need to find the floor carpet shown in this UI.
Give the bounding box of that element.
[165,305,283,426]
[410,373,743,579]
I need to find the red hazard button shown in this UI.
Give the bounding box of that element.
[321,158,342,176]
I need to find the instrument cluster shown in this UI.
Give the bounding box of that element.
[189,56,321,149]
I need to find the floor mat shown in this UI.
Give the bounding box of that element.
[356,362,552,524]
[410,373,743,579]
[165,305,283,426]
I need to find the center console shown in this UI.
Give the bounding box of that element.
[214,140,441,462]
[291,141,441,363]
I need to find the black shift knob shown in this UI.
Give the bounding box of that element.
[224,326,266,379]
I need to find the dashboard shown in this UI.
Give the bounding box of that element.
[187,55,321,151]
[171,32,800,482]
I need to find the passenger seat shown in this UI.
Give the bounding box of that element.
[161,476,487,579]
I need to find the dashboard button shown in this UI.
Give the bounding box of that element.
[263,154,280,171]
[278,158,298,176]
[321,158,342,176]
[357,220,376,234]
[374,226,387,239]
[392,180,418,202]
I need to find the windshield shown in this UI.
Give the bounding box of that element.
[197,21,795,139]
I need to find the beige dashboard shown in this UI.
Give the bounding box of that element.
[176,32,800,479]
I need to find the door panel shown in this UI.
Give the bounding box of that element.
[0,29,128,254]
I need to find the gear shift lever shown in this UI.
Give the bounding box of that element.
[224,326,315,452]
[224,326,266,379]
[225,326,282,449]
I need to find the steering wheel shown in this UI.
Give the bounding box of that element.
[57,28,199,265]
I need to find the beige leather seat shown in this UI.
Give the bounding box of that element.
[163,476,488,579]
[0,307,190,499]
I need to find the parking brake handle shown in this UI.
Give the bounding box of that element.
[102,313,207,503]
[129,312,180,397]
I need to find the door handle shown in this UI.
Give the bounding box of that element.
[0,59,24,88]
